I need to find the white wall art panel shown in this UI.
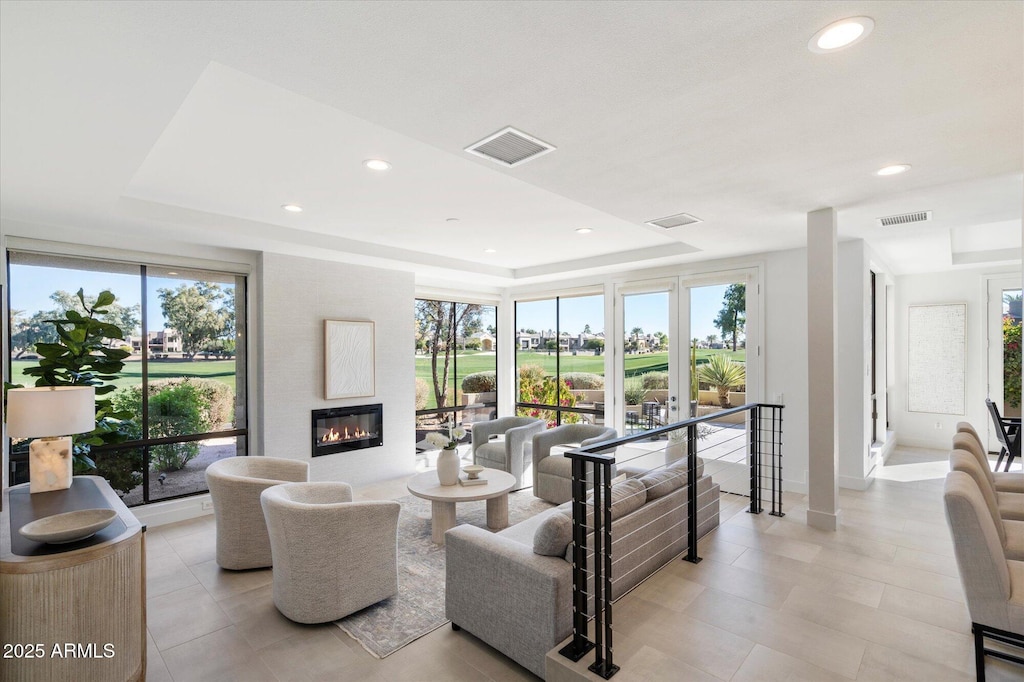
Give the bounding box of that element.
[907,303,966,415]
[325,320,375,399]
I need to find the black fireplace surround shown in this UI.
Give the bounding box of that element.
[311,404,383,456]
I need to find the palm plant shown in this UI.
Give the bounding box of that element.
[698,354,746,407]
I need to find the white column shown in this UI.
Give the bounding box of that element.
[807,208,840,531]
[497,291,516,418]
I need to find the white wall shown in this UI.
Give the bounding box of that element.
[892,267,992,448]
[259,252,416,486]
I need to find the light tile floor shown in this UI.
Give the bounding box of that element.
[145,446,1023,681]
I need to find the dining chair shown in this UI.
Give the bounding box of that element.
[986,399,1021,472]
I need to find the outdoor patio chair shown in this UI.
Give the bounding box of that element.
[986,399,1020,472]
[205,456,309,570]
[953,430,1024,494]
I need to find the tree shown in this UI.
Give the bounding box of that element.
[486,324,497,335]
[655,331,669,349]
[415,300,480,409]
[630,326,644,339]
[714,284,746,351]
[11,309,58,357]
[583,324,592,334]
[705,334,718,347]
[157,282,228,358]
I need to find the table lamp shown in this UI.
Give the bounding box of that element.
[6,386,96,493]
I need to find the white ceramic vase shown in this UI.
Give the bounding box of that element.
[436,447,461,486]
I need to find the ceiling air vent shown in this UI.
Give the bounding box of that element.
[877,210,932,227]
[645,212,703,229]
[464,127,556,167]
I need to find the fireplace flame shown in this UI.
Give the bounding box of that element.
[321,426,370,443]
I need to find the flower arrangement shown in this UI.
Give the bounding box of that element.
[425,421,467,450]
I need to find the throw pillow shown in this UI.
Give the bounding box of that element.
[533,512,573,556]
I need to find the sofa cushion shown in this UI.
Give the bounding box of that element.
[640,457,706,500]
[533,512,573,556]
[605,478,647,519]
[639,467,686,500]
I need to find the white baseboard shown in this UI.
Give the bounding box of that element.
[131,493,214,529]
[839,474,873,491]
[806,508,841,531]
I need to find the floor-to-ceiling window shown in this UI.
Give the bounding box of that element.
[414,298,497,442]
[515,293,605,427]
[7,251,247,505]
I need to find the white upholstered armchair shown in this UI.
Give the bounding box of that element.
[205,456,309,570]
[471,417,545,490]
[532,424,618,504]
[261,482,400,624]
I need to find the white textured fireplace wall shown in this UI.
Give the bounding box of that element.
[258,252,416,485]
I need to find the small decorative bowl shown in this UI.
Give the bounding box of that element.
[463,465,484,480]
[19,508,118,544]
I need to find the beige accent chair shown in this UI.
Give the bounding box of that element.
[943,471,1024,680]
[261,482,399,624]
[955,426,1024,494]
[205,456,309,570]
[949,451,1024,561]
[471,417,545,491]
[532,424,618,504]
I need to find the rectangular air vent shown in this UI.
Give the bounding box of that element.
[465,127,556,167]
[877,211,932,227]
[645,212,703,229]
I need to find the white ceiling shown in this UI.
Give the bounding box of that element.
[1,1,1021,286]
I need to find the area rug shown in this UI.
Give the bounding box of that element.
[335,490,555,658]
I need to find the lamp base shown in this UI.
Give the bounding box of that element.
[29,437,74,493]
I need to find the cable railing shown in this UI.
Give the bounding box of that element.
[558,403,784,678]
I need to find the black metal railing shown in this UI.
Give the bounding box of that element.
[559,402,784,678]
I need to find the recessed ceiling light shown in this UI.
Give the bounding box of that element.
[446,217,460,222]
[167,271,178,276]
[281,204,303,213]
[876,164,912,176]
[576,227,593,234]
[483,248,497,254]
[363,159,391,171]
[808,17,874,53]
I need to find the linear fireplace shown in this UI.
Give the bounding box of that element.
[311,404,383,456]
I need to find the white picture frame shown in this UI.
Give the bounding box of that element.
[324,320,376,399]
[907,303,966,415]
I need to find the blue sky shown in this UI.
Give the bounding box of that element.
[514,285,734,341]
[9,264,233,332]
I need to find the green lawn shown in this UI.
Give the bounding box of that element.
[415,349,745,409]
[10,359,237,389]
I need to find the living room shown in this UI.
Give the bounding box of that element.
[1,2,1022,681]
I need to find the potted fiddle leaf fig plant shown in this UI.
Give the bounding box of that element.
[7,289,139,493]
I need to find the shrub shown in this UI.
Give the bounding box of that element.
[562,372,604,389]
[148,383,210,471]
[1005,315,1021,408]
[112,378,235,431]
[112,381,213,471]
[698,355,746,407]
[640,371,669,389]
[464,338,482,351]
[415,377,430,410]
[518,364,547,385]
[623,377,648,405]
[461,371,497,393]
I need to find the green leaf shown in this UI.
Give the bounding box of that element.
[95,291,116,308]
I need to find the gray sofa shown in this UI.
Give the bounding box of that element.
[446,457,720,678]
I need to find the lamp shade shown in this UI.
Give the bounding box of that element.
[6,386,96,438]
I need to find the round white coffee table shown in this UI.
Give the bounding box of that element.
[406,468,516,544]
